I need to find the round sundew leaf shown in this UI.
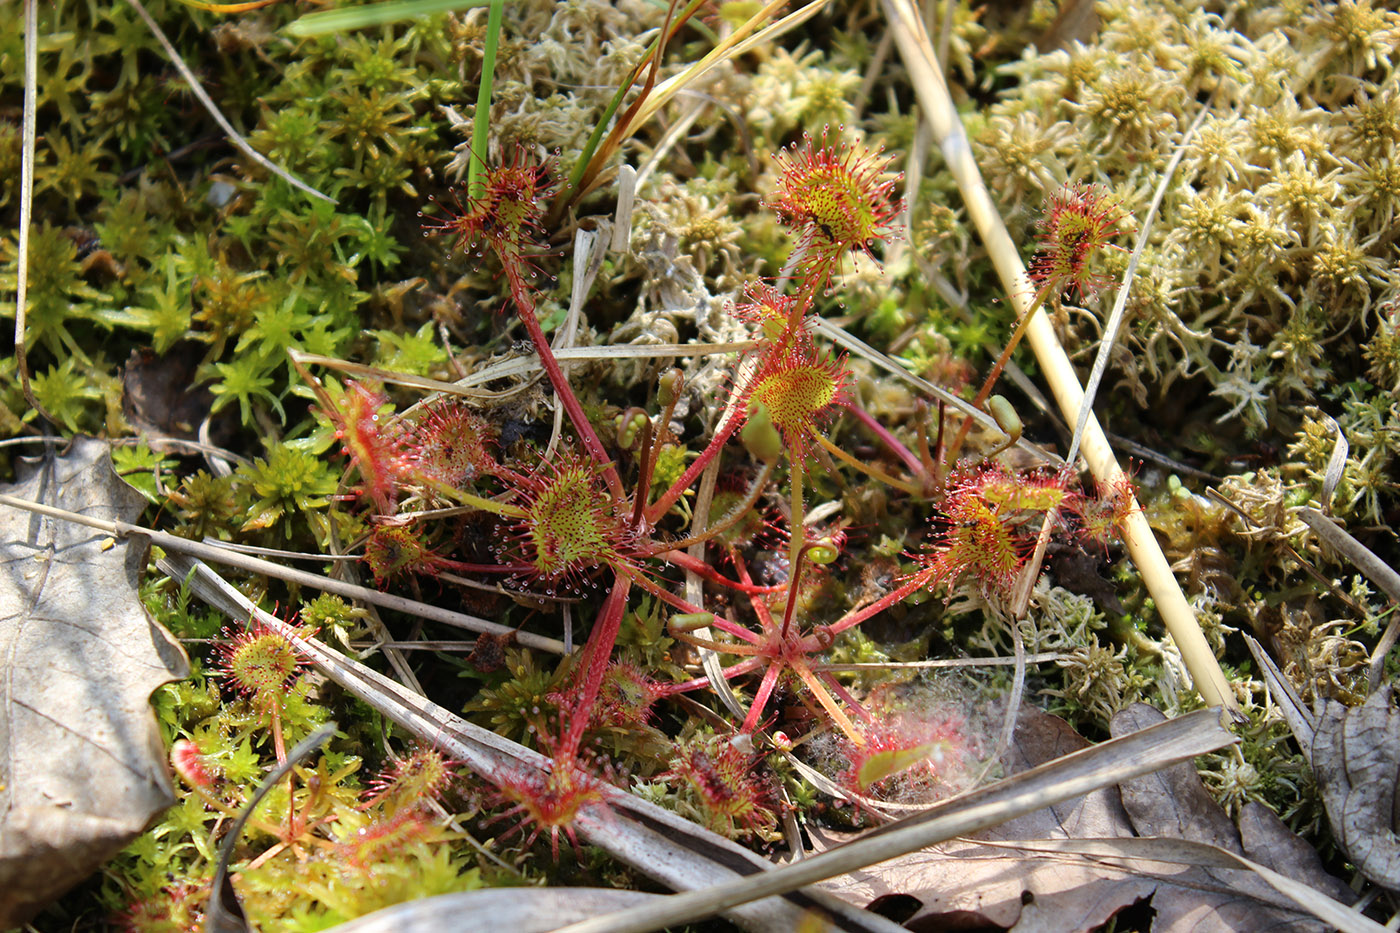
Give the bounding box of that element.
[855,742,941,791]
[747,352,849,450]
[224,629,303,701]
[527,467,615,578]
[766,132,902,270]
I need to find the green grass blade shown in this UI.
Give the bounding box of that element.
[467,0,504,199]
[285,0,491,37]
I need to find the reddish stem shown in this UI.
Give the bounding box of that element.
[629,418,655,529]
[655,657,763,697]
[740,663,783,735]
[505,263,624,501]
[561,575,631,759]
[782,259,829,335]
[817,671,876,724]
[628,571,761,644]
[432,560,536,575]
[841,400,924,478]
[824,570,933,637]
[643,410,744,525]
[732,548,777,635]
[946,280,1054,463]
[640,462,775,556]
[779,544,812,639]
[658,549,786,595]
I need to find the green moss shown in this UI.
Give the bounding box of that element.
[11,0,1396,923]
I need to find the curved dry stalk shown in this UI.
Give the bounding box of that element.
[1065,99,1213,468]
[634,98,709,191]
[686,453,751,723]
[645,0,832,122]
[544,227,602,459]
[880,0,1237,714]
[203,724,337,933]
[290,343,755,399]
[969,613,1026,788]
[817,651,1068,671]
[1296,507,1400,693]
[567,0,827,208]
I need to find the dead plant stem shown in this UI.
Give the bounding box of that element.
[0,492,566,655]
[881,0,1237,713]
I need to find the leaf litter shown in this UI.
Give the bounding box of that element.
[816,704,1360,932]
[0,438,188,927]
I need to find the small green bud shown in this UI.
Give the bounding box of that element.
[984,395,1024,459]
[669,612,715,634]
[616,409,650,449]
[988,395,1022,442]
[741,401,783,464]
[658,369,684,407]
[806,541,840,564]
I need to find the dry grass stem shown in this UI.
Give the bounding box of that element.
[880,0,1237,713]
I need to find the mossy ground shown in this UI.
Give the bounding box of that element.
[5,0,1398,928]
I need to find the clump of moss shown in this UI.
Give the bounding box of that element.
[974,0,1398,448]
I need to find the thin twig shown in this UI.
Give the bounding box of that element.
[16,0,53,425]
[1065,98,1213,468]
[818,651,1067,671]
[0,492,567,654]
[203,724,337,933]
[1296,508,1400,604]
[291,342,756,398]
[1296,507,1400,694]
[199,538,359,562]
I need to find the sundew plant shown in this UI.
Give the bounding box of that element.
[4,0,1398,928]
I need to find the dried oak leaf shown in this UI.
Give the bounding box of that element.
[817,704,1348,932]
[1113,704,1349,933]
[0,438,189,927]
[1311,686,1400,890]
[816,705,1154,931]
[121,343,225,443]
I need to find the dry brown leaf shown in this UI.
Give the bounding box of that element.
[817,704,1349,932]
[1311,687,1400,890]
[121,344,223,443]
[0,438,189,926]
[1113,703,1241,852]
[817,705,1155,931]
[1237,803,1357,906]
[1112,705,1339,932]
